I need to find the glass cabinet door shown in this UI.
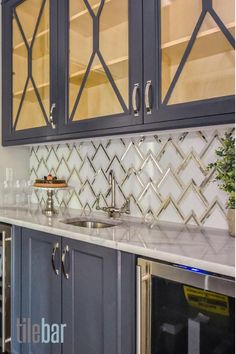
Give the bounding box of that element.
[161,0,235,105]
[59,0,143,133]
[144,0,235,124]
[3,0,57,141]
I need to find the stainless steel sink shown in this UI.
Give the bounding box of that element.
[61,218,121,229]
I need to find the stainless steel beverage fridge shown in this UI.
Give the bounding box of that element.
[136,259,235,354]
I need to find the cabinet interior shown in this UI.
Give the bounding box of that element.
[12,0,129,130]
[69,0,129,121]
[161,0,235,104]
[12,0,50,131]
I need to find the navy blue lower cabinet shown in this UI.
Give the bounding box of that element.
[11,228,136,354]
[12,228,62,354]
[61,238,136,354]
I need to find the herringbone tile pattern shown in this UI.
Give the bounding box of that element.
[30,127,233,229]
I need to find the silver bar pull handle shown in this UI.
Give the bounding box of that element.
[62,245,70,279]
[132,83,140,117]
[49,103,56,129]
[136,265,141,354]
[145,80,152,115]
[51,242,60,276]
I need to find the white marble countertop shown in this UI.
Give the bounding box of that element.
[0,206,234,277]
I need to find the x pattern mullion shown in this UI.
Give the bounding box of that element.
[71,0,128,121]
[163,9,207,105]
[30,0,47,49]
[83,0,96,19]
[13,77,30,129]
[97,0,105,18]
[70,52,96,121]
[97,50,128,113]
[13,9,29,50]
[13,0,49,130]
[31,77,49,124]
[209,8,235,49]
[163,1,235,105]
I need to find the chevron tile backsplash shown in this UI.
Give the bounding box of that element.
[30,126,234,230]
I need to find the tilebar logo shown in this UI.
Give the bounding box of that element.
[17,318,67,344]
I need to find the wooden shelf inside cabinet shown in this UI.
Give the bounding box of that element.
[162,22,235,64]
[70,0,111,25]
[70,56,128,86]
[13,56,128,102]
[13,0,126,57]
[70,0,126,36]
[13,82,49,102]
[13,29,49,59]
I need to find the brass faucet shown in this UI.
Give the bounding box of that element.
[96,170,130,218]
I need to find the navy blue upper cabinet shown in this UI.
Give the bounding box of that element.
[143,0,235,129]
[2,0,59,144]
[2,0,235,146]
[57,0,143,136]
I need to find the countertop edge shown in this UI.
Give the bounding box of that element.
[0,214,235,278]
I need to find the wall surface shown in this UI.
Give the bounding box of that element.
[30,125,233,230]
[0,140,30,182]
[0,10,30,182]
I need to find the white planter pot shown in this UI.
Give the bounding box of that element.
[228,209,235,237]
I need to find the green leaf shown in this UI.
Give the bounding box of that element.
[207,132,235,209]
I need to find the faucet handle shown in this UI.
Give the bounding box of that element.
[121,195,131,214]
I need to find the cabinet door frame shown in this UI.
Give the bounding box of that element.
[20,228,62,354]
[57,0,143,136]
[61,238,136,354]
[11,226,22,354]
[2,0,59,144]
[61,238,118,354]
[143,0,235,127]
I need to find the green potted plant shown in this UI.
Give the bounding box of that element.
[208,132,235,236]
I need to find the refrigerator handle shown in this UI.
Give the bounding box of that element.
[136,264,152,354]
[136,266,141,354]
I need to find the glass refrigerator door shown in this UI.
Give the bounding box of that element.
[151,276,235,354]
